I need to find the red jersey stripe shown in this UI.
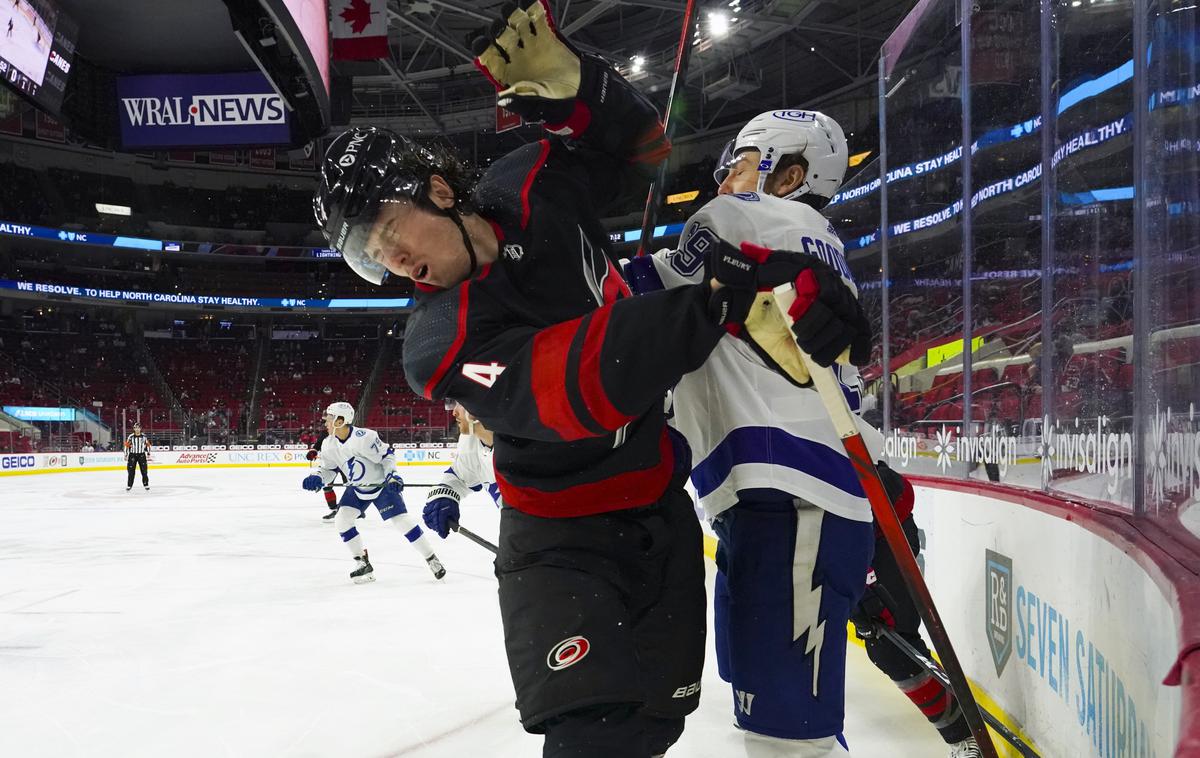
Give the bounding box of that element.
[520,140,552,230]
[602,259,630,302]
[496,430,675,517]
[577,306,635,432]
[530,319,592,441]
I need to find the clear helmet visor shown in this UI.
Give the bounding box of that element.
[330,173,424,286]
[713,139,736,185]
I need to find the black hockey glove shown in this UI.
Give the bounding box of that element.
[705,239,872,367]
[877,459,905,505]
[851,569,900,640]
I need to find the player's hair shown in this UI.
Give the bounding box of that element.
[401,141,480,213]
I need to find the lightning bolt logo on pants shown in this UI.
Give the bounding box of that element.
[792,506,827,698]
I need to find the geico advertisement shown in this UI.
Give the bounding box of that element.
[915,486,1179,758]
[1,454,37,470]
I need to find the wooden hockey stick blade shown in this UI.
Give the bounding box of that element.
[770,283,999,758]
[453,524,498,555]
[877,627,1041,757]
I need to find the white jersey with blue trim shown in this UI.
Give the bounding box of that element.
[439,433,501,505]
[314,426,396,501]
[624,191,884,522]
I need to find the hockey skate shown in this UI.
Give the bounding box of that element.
[322,510,337,522]
[948,738,982,758]
[426,554,446,580]
[350,551,375,584]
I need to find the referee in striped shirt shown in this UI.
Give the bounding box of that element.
[124,424,151,491]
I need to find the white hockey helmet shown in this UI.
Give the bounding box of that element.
[714,109,848,206]
[323,401,355,427]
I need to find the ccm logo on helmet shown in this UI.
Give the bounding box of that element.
[772,110,818,122]
[546,636,590,671]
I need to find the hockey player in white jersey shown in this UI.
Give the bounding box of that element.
[624,110,948,757]
[302,401,446,583]
[423,402,501,537]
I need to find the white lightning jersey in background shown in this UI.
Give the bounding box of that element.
[624,191,884,522]
[313,426,396,500]
[438,433,500,504]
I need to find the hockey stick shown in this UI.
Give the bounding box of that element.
[326,483,499,553]
[635,0,698,256]
[769,284,999,758]
[877,627,1041,757]
[453,524,499,555]
[328,482,435,489]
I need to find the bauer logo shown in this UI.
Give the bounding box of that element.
[546,636,590,671]
[116,72,290,149]
[985,549,1014,676]
[0,455,35,470]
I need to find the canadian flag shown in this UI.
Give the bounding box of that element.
[331,0,389,60]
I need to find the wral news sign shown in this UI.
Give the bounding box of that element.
[116,72,291,149]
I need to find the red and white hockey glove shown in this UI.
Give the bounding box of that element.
[705,239,873,367]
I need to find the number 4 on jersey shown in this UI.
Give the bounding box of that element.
[462,362,506,388]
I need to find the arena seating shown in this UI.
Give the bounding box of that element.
[147,338,254,436]
[258,339,374,433]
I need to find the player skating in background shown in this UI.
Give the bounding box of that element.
[423,402,500,539]
[302,401,445,583]
[850,471,980,758]
[625,110,887,757]
[305,429,351,522]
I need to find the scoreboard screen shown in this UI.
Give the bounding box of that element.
[0,0,77,116]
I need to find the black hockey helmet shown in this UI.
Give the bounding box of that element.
[314,127,479,286]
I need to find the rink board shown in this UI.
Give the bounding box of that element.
[915,479,1182,758]
[0,447,458,476]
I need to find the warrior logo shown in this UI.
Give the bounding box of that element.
[985,549,1013,676]
[546,635,590,671]
[736,690,756,716]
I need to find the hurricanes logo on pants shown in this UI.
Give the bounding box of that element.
[546,636,590,671]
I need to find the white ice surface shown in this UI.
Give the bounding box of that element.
[0,467,945,757]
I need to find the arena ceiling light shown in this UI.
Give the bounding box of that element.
[631,54,645,73]
[708,11,730,38]
[95,203,132,216]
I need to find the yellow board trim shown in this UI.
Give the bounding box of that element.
[0,461,450,477]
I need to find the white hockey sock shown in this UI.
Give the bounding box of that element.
[387,512,436,559]
[334,507,365,557]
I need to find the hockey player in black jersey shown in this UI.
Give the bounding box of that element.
[313,2,872,755]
